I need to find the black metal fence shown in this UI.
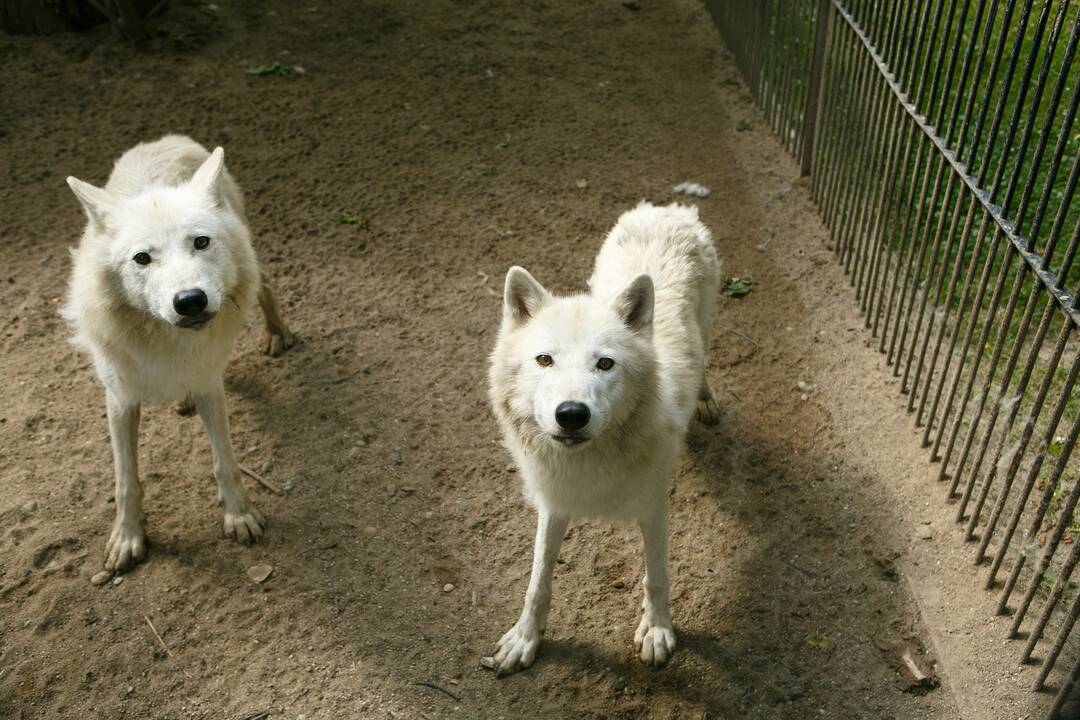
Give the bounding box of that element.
[706,1,1080,716]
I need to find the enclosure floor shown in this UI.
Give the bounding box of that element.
[0,1,1046,718]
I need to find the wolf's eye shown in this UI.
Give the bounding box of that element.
[596,357,615,371]
[194,235,211,250]
[133,252,151,266]
[536,354,554,367]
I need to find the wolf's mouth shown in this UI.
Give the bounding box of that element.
[552,434,589,447]
[175,313,216,330]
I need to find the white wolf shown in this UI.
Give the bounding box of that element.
[487,201,719,675]
[64,134,295,572]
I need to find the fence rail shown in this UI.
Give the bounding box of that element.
[706,1,1080,717]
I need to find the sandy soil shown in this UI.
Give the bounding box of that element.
[0,1,1004,718]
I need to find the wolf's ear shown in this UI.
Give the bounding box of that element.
[189,147,226,203]
[66,176,115,230]
[614,274,654,334]
[503,266,550,327]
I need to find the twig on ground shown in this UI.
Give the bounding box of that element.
[238,712,271,720]
[725,328,759,354]
[143,613,171,657]
[240,465,285,496]
[413,681,462,702]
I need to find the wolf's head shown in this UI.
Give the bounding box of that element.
[66,148,246,331]
[491,266,657,451]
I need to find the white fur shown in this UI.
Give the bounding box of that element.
[488,201,720,675]
[64,135,295,572]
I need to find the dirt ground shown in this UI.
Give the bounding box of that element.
[1,1,1046,718]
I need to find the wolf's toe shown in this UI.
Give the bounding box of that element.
[492,623,540,677]
[635,620,676,669]
[105,527,146,572]
[224,508,265,545]
[263,328,296,357]
[696,396,721,426]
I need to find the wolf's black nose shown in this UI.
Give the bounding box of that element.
[173,289,208,317]
[555,401,590,431]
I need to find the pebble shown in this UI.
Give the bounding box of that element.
[260,462,273,474]
[247,564,274,584]
[443,583,455,592]
[90,570,112,586]
[21,501,38,514]
[916,526,933,540]
[112,576,124,586]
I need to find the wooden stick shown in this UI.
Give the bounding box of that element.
[412,681,462,702]
[240,465,285,496]
[143,613,171,657]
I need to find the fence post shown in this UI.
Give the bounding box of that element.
[800,0,832,176]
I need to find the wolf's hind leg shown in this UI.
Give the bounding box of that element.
[195,382,265,544]
[696,371,721,426]
[104,392,147,572]
[258,268,295,357]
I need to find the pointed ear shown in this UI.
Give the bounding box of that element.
[66,176,115,229]
[189,146,226,202]
[614,274,654,333]
[503,266,551,326]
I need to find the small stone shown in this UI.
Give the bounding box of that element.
[112,576,124,586]
[575,178,588,189]
[247,564,274,583]
[363,526,377,535]
[21,501,38,514]
[796,381,814,394]
[260,462,273,474]
[480,656,496,670]
[127,686,134,695]
[90,571,112,586]
[443,583,455,592]
[916,526,933,540]
[423,511,434,520]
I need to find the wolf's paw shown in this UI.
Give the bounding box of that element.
[175,395,197,417]
[262,326,296,357]
[634,615,676,668]
[223,502,265,545]
[105,521,146,572]
[696,393,721,426]
[492,621,541,677]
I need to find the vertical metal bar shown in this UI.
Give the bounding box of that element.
[801,0,832,176]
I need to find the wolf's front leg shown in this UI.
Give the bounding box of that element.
[104,392,146,571]
[258,268,295,357]
[492,509,569,677]
[194,382,265,544]
[635,505,676,668]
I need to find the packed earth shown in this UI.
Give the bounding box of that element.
[1,1,1058,718]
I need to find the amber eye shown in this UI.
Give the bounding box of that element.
[133,252,151,265]
[194,235,211,250]
[596,357,615,371]
[536,354,554,367]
